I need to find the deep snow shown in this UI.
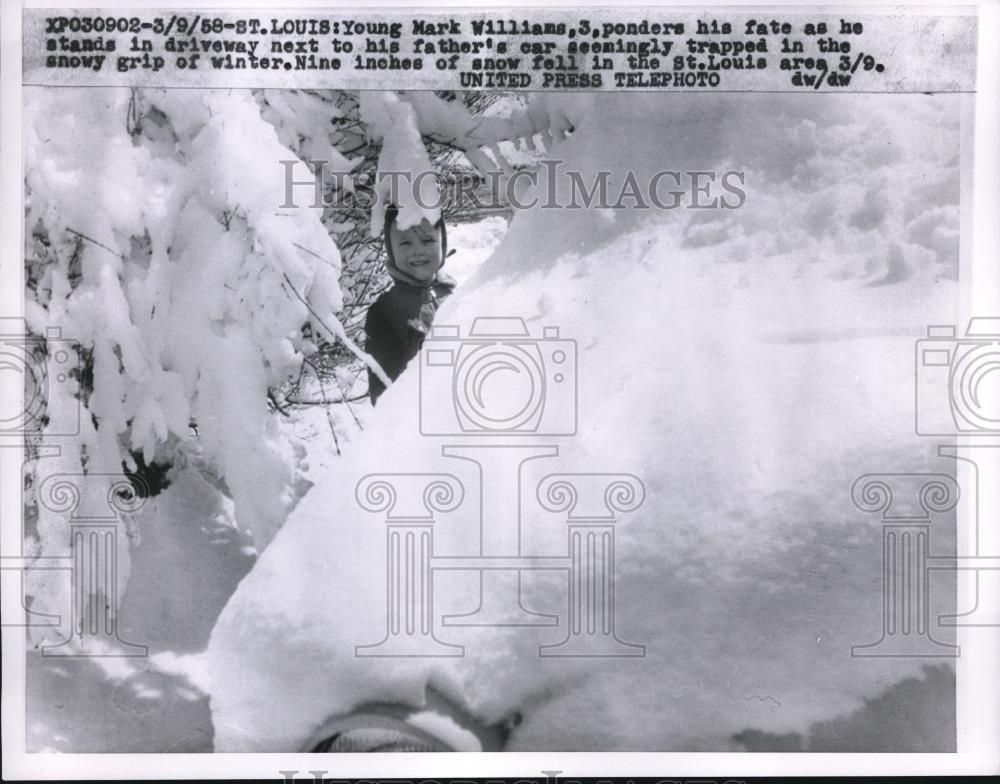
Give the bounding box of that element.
[206,92,961,751]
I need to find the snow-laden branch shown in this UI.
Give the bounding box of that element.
[23,88,359,633]
[402,91,554,161]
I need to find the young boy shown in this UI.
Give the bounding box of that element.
[365,205,455,403]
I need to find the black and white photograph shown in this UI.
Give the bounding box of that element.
[2,1,998,779]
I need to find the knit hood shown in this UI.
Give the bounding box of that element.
[383,206,449,290]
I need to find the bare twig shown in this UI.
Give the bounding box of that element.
[287,393,368,406]
[280,271,391,389]
[314,371,342,456]
[325,360,364,430]
[267,389,292,416]
[293,242,339,269]
[65,228,126,260]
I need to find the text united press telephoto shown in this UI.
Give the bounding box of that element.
[3,0,1000,779]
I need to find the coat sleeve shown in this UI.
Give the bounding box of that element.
[365,305,405,404]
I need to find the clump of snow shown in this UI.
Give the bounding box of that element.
[442,216,509,285]
[361,91,441,234]
[207,91,959,751]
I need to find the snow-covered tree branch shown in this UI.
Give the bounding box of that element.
[22,87,556,636]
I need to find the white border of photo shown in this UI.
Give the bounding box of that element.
[2,0,997,777]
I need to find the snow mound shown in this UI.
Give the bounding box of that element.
[207,92,959,751]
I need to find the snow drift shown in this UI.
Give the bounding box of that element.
[207,91,960,751]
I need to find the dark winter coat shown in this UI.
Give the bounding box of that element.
[365,275,455,403]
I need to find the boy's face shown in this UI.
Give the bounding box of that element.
[388,218,443,283]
